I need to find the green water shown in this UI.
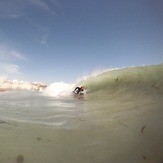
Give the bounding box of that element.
[0,64,163,163]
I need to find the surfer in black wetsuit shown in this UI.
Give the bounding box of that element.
[73,86,84,94]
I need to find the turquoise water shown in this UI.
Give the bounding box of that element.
[0,64,163,163]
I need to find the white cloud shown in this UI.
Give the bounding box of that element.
[0,63,20,75]
[0,45,27,78]
[0,1,57,45]
[28,0,55,14]
[0,45,26,60]
[11,51,26,60]
[0,0,24,18]
[0,0,56,18]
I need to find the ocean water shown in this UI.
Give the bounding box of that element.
[0,64,163,163]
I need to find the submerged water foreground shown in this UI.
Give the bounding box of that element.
[0,64,163,163]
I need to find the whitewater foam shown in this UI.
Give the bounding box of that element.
[43,82,75,97]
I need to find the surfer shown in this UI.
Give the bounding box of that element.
[73,86,85,94]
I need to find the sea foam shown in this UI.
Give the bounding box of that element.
[43,82,75,97]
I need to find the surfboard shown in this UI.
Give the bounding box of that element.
[73,90,86,95]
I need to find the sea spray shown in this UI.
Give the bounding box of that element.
[43,81,75,97]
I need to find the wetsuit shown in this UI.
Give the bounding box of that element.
[73,87,84,94]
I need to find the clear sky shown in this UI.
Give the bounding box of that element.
[0,0,163,84]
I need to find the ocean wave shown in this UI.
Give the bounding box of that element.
[79,64,163,95]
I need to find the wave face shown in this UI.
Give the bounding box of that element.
[42,64,163,99]
[79,64,163,96]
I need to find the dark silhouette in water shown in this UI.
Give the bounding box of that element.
[73,86,85,94]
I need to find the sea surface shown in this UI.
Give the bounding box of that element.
[0,64,163,163]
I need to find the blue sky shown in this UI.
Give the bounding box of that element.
[0,0,163,84]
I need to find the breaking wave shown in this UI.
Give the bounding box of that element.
[43,64,163,98]
[79,64,163,95]
[43,82,75,97]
